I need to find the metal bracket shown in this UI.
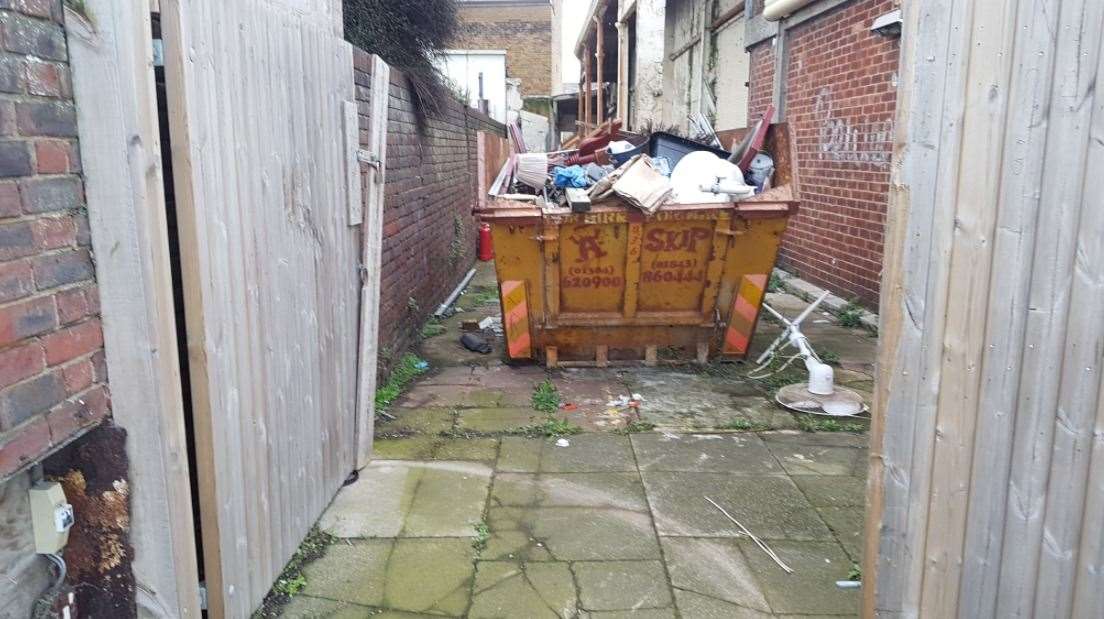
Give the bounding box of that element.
[357,149,383,184]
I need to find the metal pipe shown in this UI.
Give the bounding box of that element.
[434,268,478,316]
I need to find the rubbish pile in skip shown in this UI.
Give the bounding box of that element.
[490,109,776,215]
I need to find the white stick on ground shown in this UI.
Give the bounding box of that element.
[705,496,795,574]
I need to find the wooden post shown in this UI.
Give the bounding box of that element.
[66,1,201,616]
[616,18,628,125]
[595,17,604,126]
[355,55,390,468]
[583,44,592,128]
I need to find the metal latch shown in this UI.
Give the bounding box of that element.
[357,150,383,184]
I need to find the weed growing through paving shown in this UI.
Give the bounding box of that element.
[525,417,582,438]
[717,418,772,432]
[848,563,863,582]
[615,420,656,434]
[463,287,500,307]
[838,300,865,328]
[375,353,429,411]
[796,415,867,433]
[767,272,784,292]
[531,380,561,414]
[256,527,336,616]
[472,521,490,554]
[420,317,447,338]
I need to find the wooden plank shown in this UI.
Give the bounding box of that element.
[864,0,972,614]
[161,1,362,614]
[955,0,1065,614]
[595,17,604,126]
[65,2,201,616]
[345,101,363,225]
[355,54,390,468]
[1031,11,1104,614]
[869,0,1104,615]
[916,0,1017,615]
[615,15,629,125]
[995,1,1101,615]
[1070,44,1104,616]
[595,345,609,368]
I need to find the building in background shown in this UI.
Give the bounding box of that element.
[438,49,509,121]
[453,0,555,147]
[746,0,900,307]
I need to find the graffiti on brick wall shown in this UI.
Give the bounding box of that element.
[813,87,893,166]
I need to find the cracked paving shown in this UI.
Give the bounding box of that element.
[280,265,875,617]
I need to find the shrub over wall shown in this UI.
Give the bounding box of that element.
[343,0,459,114]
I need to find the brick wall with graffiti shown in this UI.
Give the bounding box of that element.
[748,0,899,307]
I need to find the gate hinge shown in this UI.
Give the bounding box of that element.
[198,582,207,611]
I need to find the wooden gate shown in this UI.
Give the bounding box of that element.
[160,1,367,616]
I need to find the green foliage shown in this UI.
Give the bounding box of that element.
[848,563,863,582]
[472,521,490,553]
[838,300,865,329]
[256,527,336,615]
[616,420,657,434]
[375,354,429,411]
[767,272,784,293]
[274,573,306,597]
[464,287,500,307]
[717,419,771,432]
[421,317,447,339]
[523,417,582,438]
[531,380,561,415]
[818,349,841,365]
[796,415,867,433]
[343,0,458,115]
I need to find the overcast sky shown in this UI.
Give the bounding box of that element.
[559,0,589,84]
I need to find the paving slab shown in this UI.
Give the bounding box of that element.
[763,442,864,477]
[642,472,831,540]
[289,593,467,618]
[660,537,770,613]
[817,506,865,563]
[672,589,773,618]
[737,540,859,615]
[623,371,746,429]
[486,506,661,561]
[759,431,868,449]
[394,384,510,409]
[301,538,475,615]
[792,476,866,508]
[371,436,437,460]
[498,435,636,473]
[319,461,491,538]
[469,561,577,618]
[581,609,678,618]
[490,472,648,511]
[574,560,673,611]
[433,437,499,461]
[417,365,482,386]
[631,433,781,474]
[376,408,455,435]
[457,407,541,432]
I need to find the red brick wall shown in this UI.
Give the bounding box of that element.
[454,2,553,96]
[0,0,109,479]
[749,0,898,307]
[354,50,504,367]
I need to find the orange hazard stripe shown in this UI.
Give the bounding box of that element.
[723,274,768,355]
[500,280,532,359]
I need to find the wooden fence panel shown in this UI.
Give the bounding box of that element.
[160,1,361,616]
[866,0,1104,616]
